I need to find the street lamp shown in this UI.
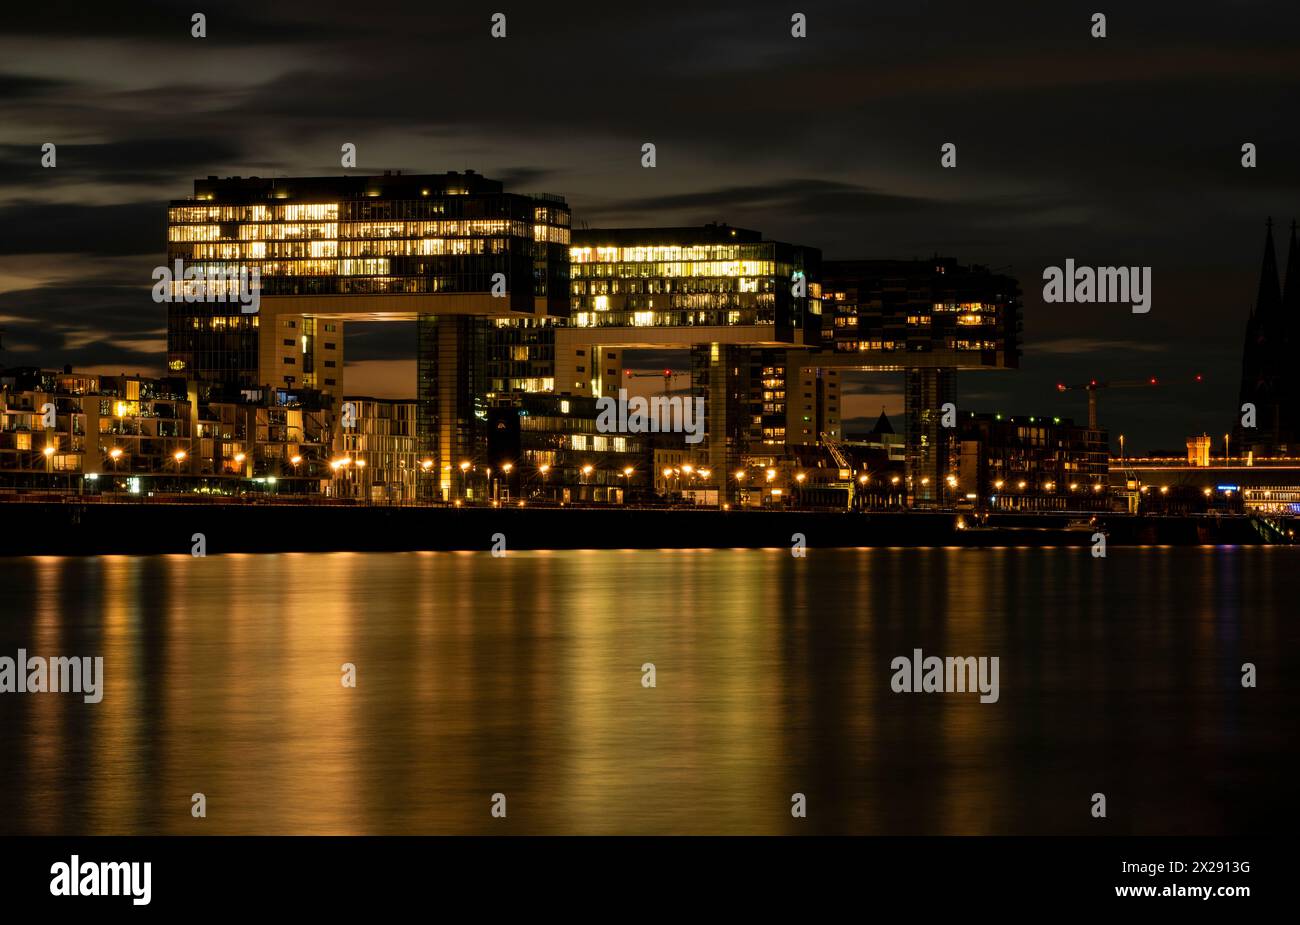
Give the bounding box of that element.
[855,472,870,511]
[173,449,187,489]
[330,458,350,500]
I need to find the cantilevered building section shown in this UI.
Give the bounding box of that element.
[562,225,822,485]
[165,171,571,498]
[820,256,1021,366]
[822,258,1022,502]
[166,170,571,388]
[504,223,824,402]
[567,223,821,344]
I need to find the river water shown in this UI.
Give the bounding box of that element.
[0,547,1294,834]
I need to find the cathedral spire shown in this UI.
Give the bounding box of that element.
[1238,218,1298,453]
[1254,217,1282,322]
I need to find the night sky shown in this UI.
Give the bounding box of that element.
[1,1,1297,452]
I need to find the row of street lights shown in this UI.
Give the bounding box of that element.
[991,479,1106,493]
[412,458,643,502]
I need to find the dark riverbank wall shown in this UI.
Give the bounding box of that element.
[0,501,1278,556]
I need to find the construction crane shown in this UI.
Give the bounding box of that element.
[820,431,851,470]
[624,368,688,394]
[1055,377,1163,429]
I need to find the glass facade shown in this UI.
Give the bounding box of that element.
[568,225,821,342]
[166,172,571,387]
[484,317,559,398]
[416,313,487,500]
[166,311,261,387]
[168,199,565,301]
[821,258,1022,364]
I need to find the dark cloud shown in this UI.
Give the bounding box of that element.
[0,73,69,96]
[493,167,563,191]
[0,138,250,186]
[0,201,162,256]
[0,277,164,370]
[582,180,928,221]
[0,1,357,43]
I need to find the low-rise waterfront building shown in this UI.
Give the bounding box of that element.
[955,411,1107,511]
[0,366,334,494]
[336,396,418,501]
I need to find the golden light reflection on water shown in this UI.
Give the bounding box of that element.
[0,548,1295,835]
